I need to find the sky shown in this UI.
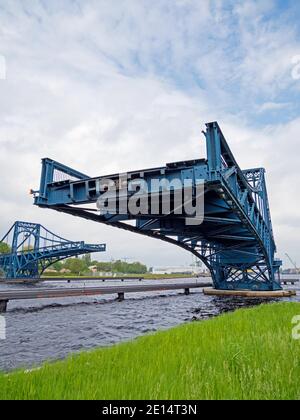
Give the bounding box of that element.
[0,0,300,268]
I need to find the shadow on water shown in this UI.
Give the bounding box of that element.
[7,291,190,314]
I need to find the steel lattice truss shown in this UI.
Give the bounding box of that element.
[32,122,282,290]
[0,221,106,279]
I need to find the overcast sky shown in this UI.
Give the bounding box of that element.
[0,0,299,268]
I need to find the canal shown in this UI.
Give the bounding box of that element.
[0,277,299,371]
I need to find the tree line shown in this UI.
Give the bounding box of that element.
[50,255,147,275]
[0,242,148,276]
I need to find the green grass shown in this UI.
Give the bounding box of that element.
[1,302,300,400]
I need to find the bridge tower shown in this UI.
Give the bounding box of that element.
[0,221,106,279]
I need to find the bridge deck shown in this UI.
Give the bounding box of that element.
[0,221,106,279]
[0,282,212,312]
[32,122,282,291]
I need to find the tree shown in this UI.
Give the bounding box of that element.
[96,262,112,272]
[64,258,87,275]
[0,242,11,254]
[50,261,64,272]
[95,259,148,274]
[127,262,147,274]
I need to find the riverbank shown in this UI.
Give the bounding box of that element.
[0,302,299,400]
[41,273,204,280]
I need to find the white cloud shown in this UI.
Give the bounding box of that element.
[292,55,300,80]
[258,102,290,113]
[232,2,300,95]
[0,0,299,268]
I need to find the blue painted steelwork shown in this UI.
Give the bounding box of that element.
[33,122,282,290]
[0,221,106,279]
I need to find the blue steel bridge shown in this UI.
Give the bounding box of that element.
[33,122,282,291]
[0,221,106,279]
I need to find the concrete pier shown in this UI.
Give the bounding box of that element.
[0,300,8,313]
[203,288,296,298]
[117,292,125,301]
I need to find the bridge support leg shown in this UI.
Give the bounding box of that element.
[117,292,125,302]
[0,300,8,313]
[184,288,190,296]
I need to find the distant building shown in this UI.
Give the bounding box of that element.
[88,265,98,273]
[152,266,202,275]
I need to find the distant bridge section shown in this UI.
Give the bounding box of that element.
[0,221,106,279]
[33,122,282,291]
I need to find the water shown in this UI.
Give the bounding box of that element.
[0,277,299,372]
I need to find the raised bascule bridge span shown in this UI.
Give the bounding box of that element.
[0,221,106,280]
[32,122,282,291]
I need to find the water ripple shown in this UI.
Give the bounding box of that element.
[0,278,298,372]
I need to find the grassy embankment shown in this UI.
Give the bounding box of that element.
[0,302,299,400]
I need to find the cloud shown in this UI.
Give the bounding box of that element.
[258,102,290,113]
[0,0,299,268]
[0,54,6,79]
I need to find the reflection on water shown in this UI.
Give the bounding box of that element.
[0,277,299,372]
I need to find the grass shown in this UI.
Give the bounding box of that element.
[0,302,299,400]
